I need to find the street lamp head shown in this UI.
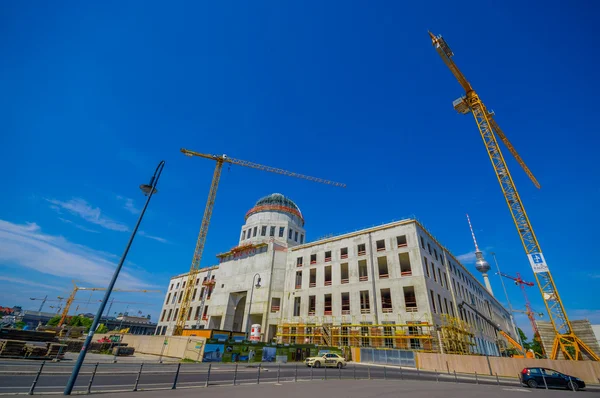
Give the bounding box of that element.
[256,277,262,288]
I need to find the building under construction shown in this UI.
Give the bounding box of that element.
[156,193,515,356]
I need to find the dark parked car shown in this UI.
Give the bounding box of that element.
[521,367,585,391]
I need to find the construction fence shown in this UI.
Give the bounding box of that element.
[356,348,416,367]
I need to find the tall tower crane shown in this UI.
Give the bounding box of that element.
[174,148,346,335]
[497,271,544,353]
[429,32,598,361]
[58,282,160,327]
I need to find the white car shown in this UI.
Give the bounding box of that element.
[305,353,347,368]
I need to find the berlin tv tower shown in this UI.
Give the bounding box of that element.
[466,214,493,295]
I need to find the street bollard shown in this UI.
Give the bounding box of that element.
[384,366,387,380]
[233,363,238,386]
[294,363,298,382]
[133,363,143,392]
[368,365,371,380]
[28,361,45,395]
[353,364,356,380]
[257,363,261,384]
[475,371,478,384]
[88,362,99,394]
[454,370,458,383]
[542,374,548,390]
[172,363,181,389]
[568,376,576,392]
[277,364,281,384]
[495,373,499,386]
[205,363,212,387]
[435,369,438,383]
[400,366,403,380]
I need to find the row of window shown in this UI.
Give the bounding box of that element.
[294,253,413,289]
[165,279,215,305]
[169,275,215,291]
[241,225,305,243]
[160,304,209,323]
[291,286,417,317]
[296,235,408,266]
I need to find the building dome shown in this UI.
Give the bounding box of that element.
[245,193,304,226]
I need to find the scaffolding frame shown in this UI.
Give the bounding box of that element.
[438,314,476,355]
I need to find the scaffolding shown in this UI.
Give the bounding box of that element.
[438,314,476,355]
[277,315,438,352]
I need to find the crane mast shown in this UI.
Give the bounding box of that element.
[174,148,345,336]
[429,32,598,361]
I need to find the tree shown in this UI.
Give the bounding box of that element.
[517,328,532,350]
[47,315,61,326]
[14,321,26,330]
[96,323,108,334]
[68,315,93,330]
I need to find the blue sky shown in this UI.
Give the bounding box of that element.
[1,1,598,336]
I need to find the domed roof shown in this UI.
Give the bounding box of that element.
[245,193,304,226]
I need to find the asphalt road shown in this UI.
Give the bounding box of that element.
[0,362,597,394]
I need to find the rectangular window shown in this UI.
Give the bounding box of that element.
[423,257,430,278]
[173,308,179,321]
[450,301,455,317]
[293,297,301,316]
[324,294,332,315]
[433,265,438,282]
[253,226,257,237]
[324,265,332,286]
[279,227,285,237]
[202,306,208,320]
[176,282,180,289]
[271,297,281,313]
[420,236,425,249]
[194,306,201,320]
[341,292,350,315]
[340,263,349,284]
[167,309,173,321]
[166,293,171,305]
[437,294,443,316]
[377,256,389,279]
[295,271,302,289]
[360,290,370,313]
[300,234,304,244]
[309,268,316,288]
[399,252,412,276]
[444,298,449,315]
[160,310,166,322]
[358,260,368,282]
[294,231,298,241]
[381,288,392,313]
[270,226,275,237]
[242,230,246,240]
[438,269,444,287]
[196,278,200,285]
[434,249,438,261]
[171,292,177,304]
[340,247,348,259]
[376,239,385,251]
[170,284,174,291]
[192,288,198,301]
[288,228,293,239]
[430,290,437,313]
[296,257,303,267]
[187,307,192,321]
[404,286,417,312]
[396,235,407,247]
[310,254,317,264]
[325,251,332,262]
[360,323,371,347]
[261,226,267,236]
[308,295,316,316]
[358,243,366,256]
[178,292,183,303]
[427,243,432,255]
[182,281,186,289]
[443,273,449,290]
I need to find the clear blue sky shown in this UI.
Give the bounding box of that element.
[1,1,598,336]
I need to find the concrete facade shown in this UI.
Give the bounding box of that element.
[156,193,514,356]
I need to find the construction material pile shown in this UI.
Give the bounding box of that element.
[0,340,27,357]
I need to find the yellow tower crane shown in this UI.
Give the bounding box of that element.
[58,282,160,327]
[174,148,346,336]
[428,32,598,361]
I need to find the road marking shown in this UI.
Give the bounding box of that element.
[502,388,531,393]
